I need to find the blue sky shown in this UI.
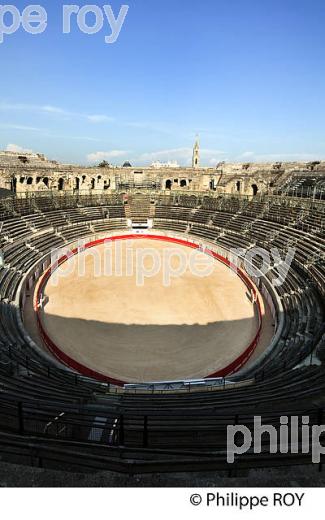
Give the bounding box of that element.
[0,0,325,166]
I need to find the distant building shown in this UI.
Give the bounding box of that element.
[151,161,180,169]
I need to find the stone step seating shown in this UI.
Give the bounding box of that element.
[92,219,127,234]
[2,241,42,271]
[21,213,50,231]
[189,209,214,225]
[40,210,68,228]
[59,224,92,242]
[0,268,22,301]
[1,218,31,241]
[27,233,66,256]
[154,220,187,234]
[155,206,192,221]
[64,206,112,223]
[123,195,152,223]
[0,195,324,476]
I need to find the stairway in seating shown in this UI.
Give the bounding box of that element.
[149,202,156,219]
[124,202,131,219]
[124,195,152,224]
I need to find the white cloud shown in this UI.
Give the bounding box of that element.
[6,143,33,153]
[63,135,102,142]
[87,150,129,163]
[87,114,113,123]
[140,147,192,162]
[0,102,114,124]
[0,124,42,132]
[0,102,64,114]
[41,105,66,114]
[0,102,36,111]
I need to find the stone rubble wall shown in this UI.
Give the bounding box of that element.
[0,150,324,196]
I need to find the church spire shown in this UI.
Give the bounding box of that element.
[192,137,200,169]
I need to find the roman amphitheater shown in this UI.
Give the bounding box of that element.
[0,148,324,478]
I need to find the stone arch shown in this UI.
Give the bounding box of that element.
[26,177,33,185]
[180,179,187,188]
[165,179,172,190]
[58,178,64,191]
[251,183,258,196]
[104,178,111,190]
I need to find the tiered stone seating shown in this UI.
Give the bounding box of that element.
[92,220,127,233]
[59,224,92,242]
[0,192,324,475]
[280,173,325,199]
[1,218,31,241]
[27,233,66,255]
[0,268,22,301]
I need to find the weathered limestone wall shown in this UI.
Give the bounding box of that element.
[1,150,324,197]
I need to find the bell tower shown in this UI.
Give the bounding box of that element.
[192,138,200,169]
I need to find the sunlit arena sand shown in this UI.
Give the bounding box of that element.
[36,238,267,383]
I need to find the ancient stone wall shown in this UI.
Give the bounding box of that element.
[1,150,324,197]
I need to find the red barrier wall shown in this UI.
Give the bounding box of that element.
[35,234,262,385]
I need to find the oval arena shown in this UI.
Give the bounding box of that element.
[34,235,267,384]
[0,184,324,476]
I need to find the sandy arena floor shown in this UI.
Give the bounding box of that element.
[37,238,267,383]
